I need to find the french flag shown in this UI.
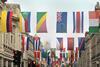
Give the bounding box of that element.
[73,12,84,33]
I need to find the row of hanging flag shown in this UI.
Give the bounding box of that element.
[56,12,84,33]
[21,34,41,52]
[56,37,85,51]
[37,12,84,33]
[1,10,99,33]
[21,34,85,61]
[0,9,31,32]
[21,35,85,52]
[56,48,78,63]
[41,47,79,64]
[55,37,85,63]
[21,34,84,63]
[37,11,100,33]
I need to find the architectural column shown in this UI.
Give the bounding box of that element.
[1,58,4,67]
[6,60,8,67]
[11,61,13,67]
[24,61,28,67]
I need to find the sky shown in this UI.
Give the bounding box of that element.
[6,0,99,51]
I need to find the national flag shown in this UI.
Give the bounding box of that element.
[63,48,66,52]
[62,52,65,58]
[19,14,23,32]
[34,51,40,59]
[7,11,10,32]
[21,35,25,52]
[60,52,62,61]
[24,37,27,51]
[1,10,7,32]
[21,12,31,32]
[56,12,67,33]
[56,38,63,51]
[73,12,84,33]
[89,11,100,26]
[51,50,55,58]
[41,49,48,58]
[33,35,40,51]
[36,12,47,33]
[47,53,51,65]
[55,50,60,59]
[89,27,99,33]
[89,11,100,33]
[78,37,85,51]
[75,47,78,61]
[66,64,69,67]
[67,37,74,50]
[68,51,71,62]
[47,54,51,65]
[59,51,65,61]
[60,52,65,60]
[71,51,74,63]
[26,36,30,50]
[19,13,25,32]
[7,10,13,32]
[66,52,68,60]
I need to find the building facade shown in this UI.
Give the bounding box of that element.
[0,3,34,67]
[22,34,34,67]
[91,33,100,67]
[0,3,21,67]
[78,33,100,67]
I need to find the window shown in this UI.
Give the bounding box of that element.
[0,57,2,67]
[8,61,11,67]
[97,64,99,67]
[3,59,6,67]
[12,23,16,33]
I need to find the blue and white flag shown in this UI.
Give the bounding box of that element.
[56,12,67,33]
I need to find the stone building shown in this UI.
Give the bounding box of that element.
[91,33,100,67]
[78,33,100,67]
[0,2,22,67]
[0,2,34,67]
[78,2,100,67]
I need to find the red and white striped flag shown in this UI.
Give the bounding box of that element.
[34,51,40,59]
[33,35,40,51]
[73,12,84,33]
